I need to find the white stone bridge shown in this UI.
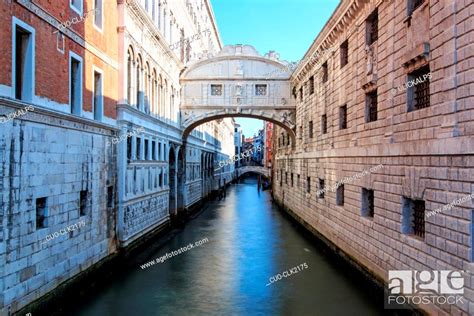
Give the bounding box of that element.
[236,166,270,178]
[180,44,296,145]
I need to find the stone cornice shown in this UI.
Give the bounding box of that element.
[292,0,367,83]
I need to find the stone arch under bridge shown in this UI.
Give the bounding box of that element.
[180,44,296,145]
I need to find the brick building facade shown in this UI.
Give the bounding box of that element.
[273,0,474,314]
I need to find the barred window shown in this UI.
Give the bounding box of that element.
[322,62,328,83]
[339,105,347,129]
[321,114,327,134]
[402,198,425,239]
[36,197,48,228]
[366,90,378,122]
[408,0,425,15]
[340,40,348,68]
[211,84,222,96]
[408,65,430,112]
[255,84,267,96]
[366,9,378,45]
[309,76,314,94]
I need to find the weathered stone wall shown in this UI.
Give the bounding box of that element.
[273,0,474,314]
[0,101,117,314]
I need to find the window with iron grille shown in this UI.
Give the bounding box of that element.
[402,197,425,239]
[318,178,325,199]
[361,188,374,217]
[321,114,327,134]
[336,184,344,206]
[309,76,315,94]
[366,90,378,122]
[309,121,313,138]
[408,65,430,112]
[366,9,378,45]
[340,40,348,68]
[211,84,222,96]
[408,0,425,15]
[255,84,267,96]
[322,62,328,83]
[339,105,347,129]
[306,177,311,193]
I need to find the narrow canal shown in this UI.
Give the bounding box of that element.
[61,175,393,316]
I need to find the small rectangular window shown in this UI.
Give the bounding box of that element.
[291,173,294,187]
[340,40,348,68]
[366,90,378,122]
[93,70,103,121]
[70,54,83,115]
[211,84,222,96]
[306,177,311,193]
[366,9,378,45]
[107,186,114,208]
[361,188,374,218]
[94,0,103,29]
[56,32,65,54]
[321,114,327,134]
[255,84,267,96]
[309,76,314,95]
[336,184,344,206]
[299,87,303,101]
[297,174,300,187]
[318,178,325,199]
[322,62,328,83]
[36,197,48,228]
[309,121,314,138]
[79,190,88,216]
[339,105,347,129]
[285,172,288,185]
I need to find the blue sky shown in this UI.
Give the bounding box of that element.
[210,0,340,137]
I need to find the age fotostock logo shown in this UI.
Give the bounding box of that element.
[386,270,464,308]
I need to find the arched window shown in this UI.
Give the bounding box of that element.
[144,62,150,113]
[127,47,134,105]
[164,79,168,119]
[158,75,163,117]
[136,55,143,109]
[151,69,157,115]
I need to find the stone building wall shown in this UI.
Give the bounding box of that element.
[273,0,474,314]
[0,101,117,314]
